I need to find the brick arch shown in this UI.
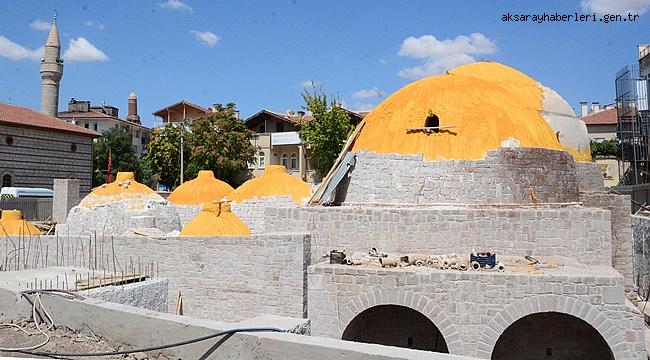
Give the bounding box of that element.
[339,290,463,354]
[476,295,624,359]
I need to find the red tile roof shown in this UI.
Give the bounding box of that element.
[581,107,618,125]
[0,103,100,137]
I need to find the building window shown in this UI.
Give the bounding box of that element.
[277,122,285,132]
[281,153,289,168]
[114,124,118,129]
[136,130,140,138]
[259,124,266,133]
[2,174,11,188]
[258,151,266,169]
[5,135,13,145]
[84,122,89,129]
[70,143,77,152]
[93,123,98,131]
[290,153,297,169]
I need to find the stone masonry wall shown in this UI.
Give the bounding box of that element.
[575,162,607,191]
[0,233,310,322]
[308,264,646,359]
[265,206,613,266]
[231,196,296,234]
[342,149,580,205]
[632,215,650,298]
[580,192,634,290]
[0,124,94,193]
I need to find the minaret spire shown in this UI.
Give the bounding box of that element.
[40,11,63,117]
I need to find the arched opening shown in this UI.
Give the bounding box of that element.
[492,312,613,360]
[342,305,449,353]
[424,113,439,133]
[2,174,12,188]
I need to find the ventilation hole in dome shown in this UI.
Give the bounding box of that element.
[424,113,439,133]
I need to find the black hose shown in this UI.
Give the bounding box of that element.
[18,327,285,357]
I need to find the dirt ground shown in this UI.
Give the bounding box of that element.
[0,314,175,359]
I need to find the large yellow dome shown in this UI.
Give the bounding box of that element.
[180,201,251,236]
[78,172,163,209]
[228,165,311,205]
[352,61,591,162]
[0,210,41,236]
[168,170,234,205]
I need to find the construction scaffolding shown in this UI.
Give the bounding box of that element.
[616,63,650,185]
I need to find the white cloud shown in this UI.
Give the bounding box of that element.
[30,19,50,31]
[83,20,105,30]
[397,33,497,79]
[352,87,383,99]
[300,80,319,89]
[63,37,108,62]
[159,0,193,13]
[189,30,219,46]
[378,58,387,65]
[580,0,650,15]
[0,36,43,61]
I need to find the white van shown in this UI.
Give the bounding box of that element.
[0,187,54,199]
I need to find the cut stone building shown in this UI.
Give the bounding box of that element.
[0,104,99,194]
[8,61,647,360]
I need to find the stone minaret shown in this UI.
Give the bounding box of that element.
[126,92,141,124]
[40,13,63,117]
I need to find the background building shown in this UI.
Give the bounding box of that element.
[244,109,366,183]
[0,104,99,193]
[580,101,621,186]
[152,100,209,125]
[57,93,151,156]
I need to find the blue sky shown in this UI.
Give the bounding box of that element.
[1,0,649,127]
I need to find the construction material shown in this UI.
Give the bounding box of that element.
[329,250,346,265]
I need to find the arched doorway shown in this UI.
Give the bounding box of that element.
[341,305,449,353]
[492,312,613,360]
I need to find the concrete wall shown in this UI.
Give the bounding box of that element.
[265,206,613,266]
[0,286,473,360]
[0,124,94,193]
[308,264,646,359]
[341,149,585,205]
[580,192,634,289]
[632,215,650,299]
[52,178,80,224]
[0,233,310,322]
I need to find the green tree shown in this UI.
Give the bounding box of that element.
[300,87,354,178]
[143,123,190,189]
[92,128,141,187]
[186,103,256,185]
[590,139,621,158]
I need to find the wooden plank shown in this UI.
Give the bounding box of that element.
[309,119,366,204]
[75,273,146,291]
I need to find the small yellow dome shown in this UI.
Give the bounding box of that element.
[168,170,234,205]
[180,201,251,236]
[0,210,41,236]
[227,165,311,205]
[352,61,591,162]
[79,172,163,208]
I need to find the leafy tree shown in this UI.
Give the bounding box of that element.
[186,103,256,185]
[143,123,190,189]
[300,87,354,178]
[92,128,141,187]
[590,139,621,158]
